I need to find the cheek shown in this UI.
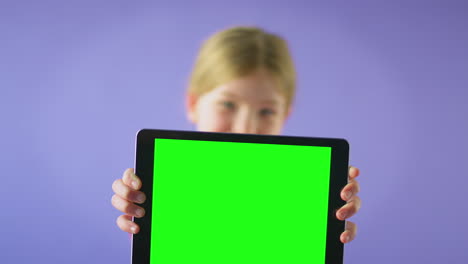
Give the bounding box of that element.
[196,107,232,133]
[257,117,285,135]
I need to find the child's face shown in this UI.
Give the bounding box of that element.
[187,70,290,135]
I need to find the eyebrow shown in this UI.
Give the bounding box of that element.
[220,92,280,105]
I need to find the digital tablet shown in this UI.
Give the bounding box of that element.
[132,129,349,264]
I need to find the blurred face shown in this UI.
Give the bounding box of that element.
[187,70,290,135]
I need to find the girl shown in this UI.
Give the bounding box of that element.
[111,26,361,243]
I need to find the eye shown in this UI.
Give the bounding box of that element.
[221,101,236,110]
[259,108,276,117]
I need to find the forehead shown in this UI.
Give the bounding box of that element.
[208,71,286,105]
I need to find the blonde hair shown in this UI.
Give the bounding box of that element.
[188,26,297,108]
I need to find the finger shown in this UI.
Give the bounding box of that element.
[340,221,357,243]
[122,168,142,190]
[112,179,146,204]
[340,180,360,201]
[336,196,361,220]
[348,166,360,180]
[117,214,140,234]
[111,194,146,218]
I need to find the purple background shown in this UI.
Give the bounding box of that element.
[1,0,467,263]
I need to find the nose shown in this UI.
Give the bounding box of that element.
[232,108,257,134]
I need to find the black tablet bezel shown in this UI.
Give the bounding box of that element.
[132,129,349,264]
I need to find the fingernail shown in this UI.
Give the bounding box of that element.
[345,191,352,200]
[132,180,139,189]
[136,193,146,203]
[339,211,347,219]
[136,208,145,217]
[130,226,137,234]
[346,236,350,243]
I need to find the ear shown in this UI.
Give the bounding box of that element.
[185,92,199,124]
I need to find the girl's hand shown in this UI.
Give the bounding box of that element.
[111,168,146,234]
[336,166,361,243]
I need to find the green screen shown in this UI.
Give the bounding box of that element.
[151,138,332,263]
